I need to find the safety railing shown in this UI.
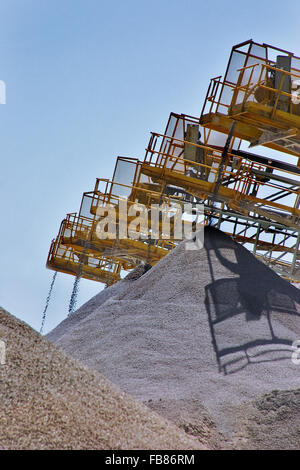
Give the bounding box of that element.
[143,131,300,220]
[202,63,300,119]
[47,235,122,276]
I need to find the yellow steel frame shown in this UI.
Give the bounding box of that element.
[47,236,123,285]
[46,177,190,284]
[142,128,300,226]
[47,41,300,286]
[200,40,300,164]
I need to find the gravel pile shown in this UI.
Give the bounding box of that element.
[224,388,300,449]
[47,227,300,447]
[124,263,152,281]
[0,307,205,450]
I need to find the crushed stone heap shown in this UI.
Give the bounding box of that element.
[0,307,204,450]
[47,227,300,447]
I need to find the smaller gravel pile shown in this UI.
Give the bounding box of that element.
[227,389,300,449]
[0,307,205,450]
[125,263,152,281]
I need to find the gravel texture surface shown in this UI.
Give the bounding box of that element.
[47,227,300,446]
[0,307,205,450]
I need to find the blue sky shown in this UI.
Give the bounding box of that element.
[0,0,300,333]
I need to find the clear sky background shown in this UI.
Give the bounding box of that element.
[0,0,299,334]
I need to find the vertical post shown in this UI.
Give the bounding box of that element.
[291,230,300,276]
[253,223,261,256]
[216,203,223,229]
[213,121,236,200]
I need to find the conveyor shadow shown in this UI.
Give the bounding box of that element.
[203,226,300,374]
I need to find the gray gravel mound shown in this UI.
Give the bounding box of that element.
[47,227,300,444]
[47,279,132,343]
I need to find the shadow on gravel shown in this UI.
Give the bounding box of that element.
[203,227,300,374]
